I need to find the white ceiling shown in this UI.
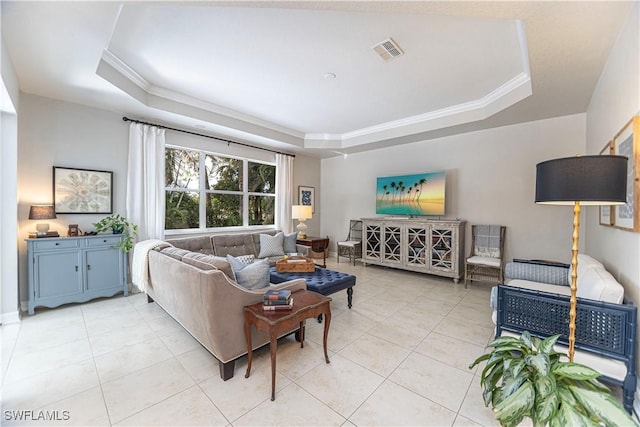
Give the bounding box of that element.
[1,1,633,157]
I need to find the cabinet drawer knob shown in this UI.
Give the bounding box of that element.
[103,239,107,243]
[55,242,60,246]
[75,266,78,272]
[87,265,91,270]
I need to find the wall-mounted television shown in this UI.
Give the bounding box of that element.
[376,171,446,216]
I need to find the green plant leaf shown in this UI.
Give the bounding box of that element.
[550,403,600,427]
[538,334,561,354]
[501,371,528,400]
[509,358,527,378]
[480,357,503,384]
[569,386,638,426]
[469,352,491,369]
[534,374,556,398]
[586,378,611,393]
[535,391,559,424]
[552,362,600,380]
[520,331,533,348]
[488,336,524,348]
[556,384,578,407]
[494,380,535,425]
[525,353,550,376]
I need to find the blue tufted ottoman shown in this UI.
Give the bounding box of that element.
[269,267,356,310]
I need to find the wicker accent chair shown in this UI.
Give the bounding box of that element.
[337,220,363,266]
[465,224,506,288]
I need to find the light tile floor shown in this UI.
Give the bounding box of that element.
[0,259,512,426]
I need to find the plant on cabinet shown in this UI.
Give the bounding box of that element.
[93,214,138,253]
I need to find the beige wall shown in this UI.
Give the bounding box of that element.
[1,34,21,323]
[584,3,640,411]
[293,155,321,237]
[321,113,587,263]
[15,93,322,310]
[17,94,129,311]
[585,2,640,300]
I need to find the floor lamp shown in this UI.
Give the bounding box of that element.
[535,155,627,362]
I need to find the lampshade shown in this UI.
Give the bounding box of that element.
[292,205,312,220]
[28,205,57,220]
[535,155,628,206]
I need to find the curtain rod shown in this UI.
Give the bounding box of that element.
[122,116,295,158]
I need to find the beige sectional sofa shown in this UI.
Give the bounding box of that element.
[168,229,309,263]
[144,230,308,380]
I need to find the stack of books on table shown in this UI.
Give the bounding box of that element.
[263,289,293,311]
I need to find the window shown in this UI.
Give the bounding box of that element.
[165,147,276,232]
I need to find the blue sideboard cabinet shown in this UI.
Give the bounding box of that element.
[26,235,128,315]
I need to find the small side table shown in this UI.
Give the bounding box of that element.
[296,236,329,268]
[244,289,331,401]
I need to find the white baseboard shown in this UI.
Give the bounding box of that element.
[1,310,21,324]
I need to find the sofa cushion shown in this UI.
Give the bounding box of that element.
[160,247,192,261]
[212,234,256,257]
[501,331,627,382]
[283,232,298,254]
[573,254,604,284]
[578,266,624,304]
[233,258,270,290]
[182,252,235,279]
[258,232,285,258]
[169,236,214,255]
[504,279,572,298]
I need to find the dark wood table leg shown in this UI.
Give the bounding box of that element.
[299,321,304,348]
[244,313,253,378]
[269,329,277,401]
[322,306,331,364]
[347,287,353,309]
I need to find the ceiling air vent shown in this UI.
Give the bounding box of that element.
[372,38,404,62]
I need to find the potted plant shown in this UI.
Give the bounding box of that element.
[93,214,138,253]
[469,332,636,426]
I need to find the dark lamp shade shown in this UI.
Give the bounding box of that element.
[28,205,57,220]
[535,155,628,205]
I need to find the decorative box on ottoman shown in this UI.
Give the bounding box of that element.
[275,256,315,273]
[269,267,356,310]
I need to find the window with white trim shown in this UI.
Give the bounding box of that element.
[165,146,276,231]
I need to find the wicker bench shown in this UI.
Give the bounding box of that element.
[495,285,637,413]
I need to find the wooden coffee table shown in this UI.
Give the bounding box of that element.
[244,289,331,401]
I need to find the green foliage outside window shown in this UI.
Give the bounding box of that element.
[165,147,276,230]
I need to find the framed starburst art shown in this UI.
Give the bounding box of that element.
[53,166,113,214]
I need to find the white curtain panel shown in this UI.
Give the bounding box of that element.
[126,123,166,241]
[275,153,293,233]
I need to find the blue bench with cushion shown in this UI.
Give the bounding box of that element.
[269,267,356,310]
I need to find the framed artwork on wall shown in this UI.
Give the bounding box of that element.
[599,140,614,226]
[612,115,640,232]
[298,186,315,213]
[53,166,113,214]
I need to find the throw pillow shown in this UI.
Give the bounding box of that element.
[258,232,285,258]
[226,254,256,276]
[234,259,270,290]
[283,232,298,254]
[183,253,235,280]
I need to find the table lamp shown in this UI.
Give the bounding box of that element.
[535,154,627,361]
[29,204,57,236]
[292,205,312,239]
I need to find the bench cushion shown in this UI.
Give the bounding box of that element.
[501,331,627,382]
[269,267,356,296]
